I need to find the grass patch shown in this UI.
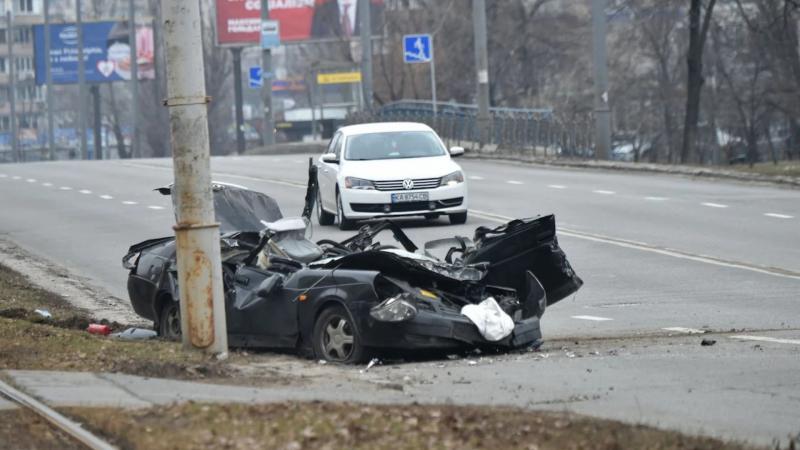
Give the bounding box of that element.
[0,409,84,450]
[727,161,800,178]
[68,402,758,450]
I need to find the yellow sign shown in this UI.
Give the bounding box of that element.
[317,71,362,85]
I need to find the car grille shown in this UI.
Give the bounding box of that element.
[350,197,463,213]
[373,177,441,191]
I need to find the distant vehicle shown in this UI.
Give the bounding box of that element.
[316,122,468,230]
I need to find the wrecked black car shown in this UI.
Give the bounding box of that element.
[122,166,582,363]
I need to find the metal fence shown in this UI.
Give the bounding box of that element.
[345,109,596,159]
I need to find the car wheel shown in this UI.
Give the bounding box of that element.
[336,190,356,231]
[312,305,366,364]
[449,212,468,225]
[158,301,181,341]
[316,187,335,226]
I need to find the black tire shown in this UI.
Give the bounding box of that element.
[336,190,356,231]
[158,301,181,341]
[312,305,367,364]
[317,187,335,226]
[449,212,468,225]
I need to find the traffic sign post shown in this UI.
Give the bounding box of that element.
[403,34,436,115]
[248,66,262,89]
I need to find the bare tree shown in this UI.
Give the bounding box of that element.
[680,0,716,163]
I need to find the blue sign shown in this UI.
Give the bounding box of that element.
[33,21,156,85]
[403,34,432,64]
[249,67,262,89]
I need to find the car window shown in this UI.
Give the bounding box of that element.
[345,131,446,161]
[326,134,340,154]
[334,135,344,159]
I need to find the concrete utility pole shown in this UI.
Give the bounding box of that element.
[44,0,55,161]
[232,48,245,154]
[260,0,274,145]
[76,0,87,159]
[7,12,18,163]
[129,0,139,158]
[591,0,612,160]
[472,0,490,146]
[161,0,228,356]
[358,0,373,111]
[91,85,101,159]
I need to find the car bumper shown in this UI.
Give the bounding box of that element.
[340,184,468,219]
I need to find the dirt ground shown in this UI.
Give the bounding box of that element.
[65,402,760,450]
[0,409,83,450]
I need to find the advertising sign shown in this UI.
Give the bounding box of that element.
[215,0,385,46]
[33,21,155,85]
[316,71,361,85]
[261,19,280,49]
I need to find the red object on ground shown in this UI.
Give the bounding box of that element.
[87,324,111,336]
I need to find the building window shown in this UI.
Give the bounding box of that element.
[0,30,6,44]
[14,28,30,44]
[18,0,34,13]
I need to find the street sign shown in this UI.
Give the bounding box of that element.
[261,20,280,49]
[317,71,362,85]
[403,34,432,63]
[248,66,262,88]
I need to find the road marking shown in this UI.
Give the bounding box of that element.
[507,180,524,185]
[593,190,615,195]
[548,184,567,189]
[293,160,304,164]
[645,196,668,201]
[99,195,113,200]
[764,213,793,219]
[122,201,138,205]
[42,182,53,187]
[572,315,613,322]
[663,327,706,334]
[12,176,21,180]
[26,178,36,183]
[469,209,800,281]
[730,335,800,346]
[701,202,728,209]
[147,205,165,210]
[78,189,92,194]
[0,174,6,178]
[59,186,72,191]
[469,175,485,181]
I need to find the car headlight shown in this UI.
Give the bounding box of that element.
[441,171,464,186]
[370,293,417,322]
[345,177,375,190]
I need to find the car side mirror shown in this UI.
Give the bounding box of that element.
[449,146,465,157]
[256,274,283,298]
[321,153,339,164]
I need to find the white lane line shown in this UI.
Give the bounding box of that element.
[507,180,524,185]
[59,186,72,191]
[663,327,706,334]
[645,196,668,201]
[78,189,92,195]
[469,208,800,281]
[764,213,793,220]
[292,160,304,164]
[730,335,800,346]
[99,195,113,200]
[0,174,6,178]
[593,190,616,195]
[12,176,21,180]
[42,182,53,187]
[469,175,485,181]
[701,202,728,209]
[571,315,613,322]
[547,184,567,189]
[122,201,138,205]
[147,205,165,210]
[26,178,37,183]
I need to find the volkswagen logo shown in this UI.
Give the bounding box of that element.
[402,179,415,190]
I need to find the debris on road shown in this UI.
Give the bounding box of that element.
[33,309,52,318]
[701,339,717,347]
[360,358,381,374]
[111,328,157,340]
[87,324,111,336]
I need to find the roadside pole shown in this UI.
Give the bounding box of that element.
[472,0,490,146]
[591,0,611,160]
[44,0,55,161]
[232,48,245,154]
[6,12,18,163]
[77,0,87,160]
[260,0,274,145]
[91,85,101,159]
[129,0,138,158]
[358,0,373,111]
[430,39,437,116]
[161,0,228,356]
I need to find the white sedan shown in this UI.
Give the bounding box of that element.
[316,122,468,230]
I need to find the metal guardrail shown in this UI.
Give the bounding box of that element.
[346,110,596,159]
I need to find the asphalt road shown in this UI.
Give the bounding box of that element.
[0,155,798,444]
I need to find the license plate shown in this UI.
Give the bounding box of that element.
[391,192,429,203]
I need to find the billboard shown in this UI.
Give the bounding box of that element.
[216,0,384,46]
[33,21,155,85]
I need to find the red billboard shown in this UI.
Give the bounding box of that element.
[215,0,384,46]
